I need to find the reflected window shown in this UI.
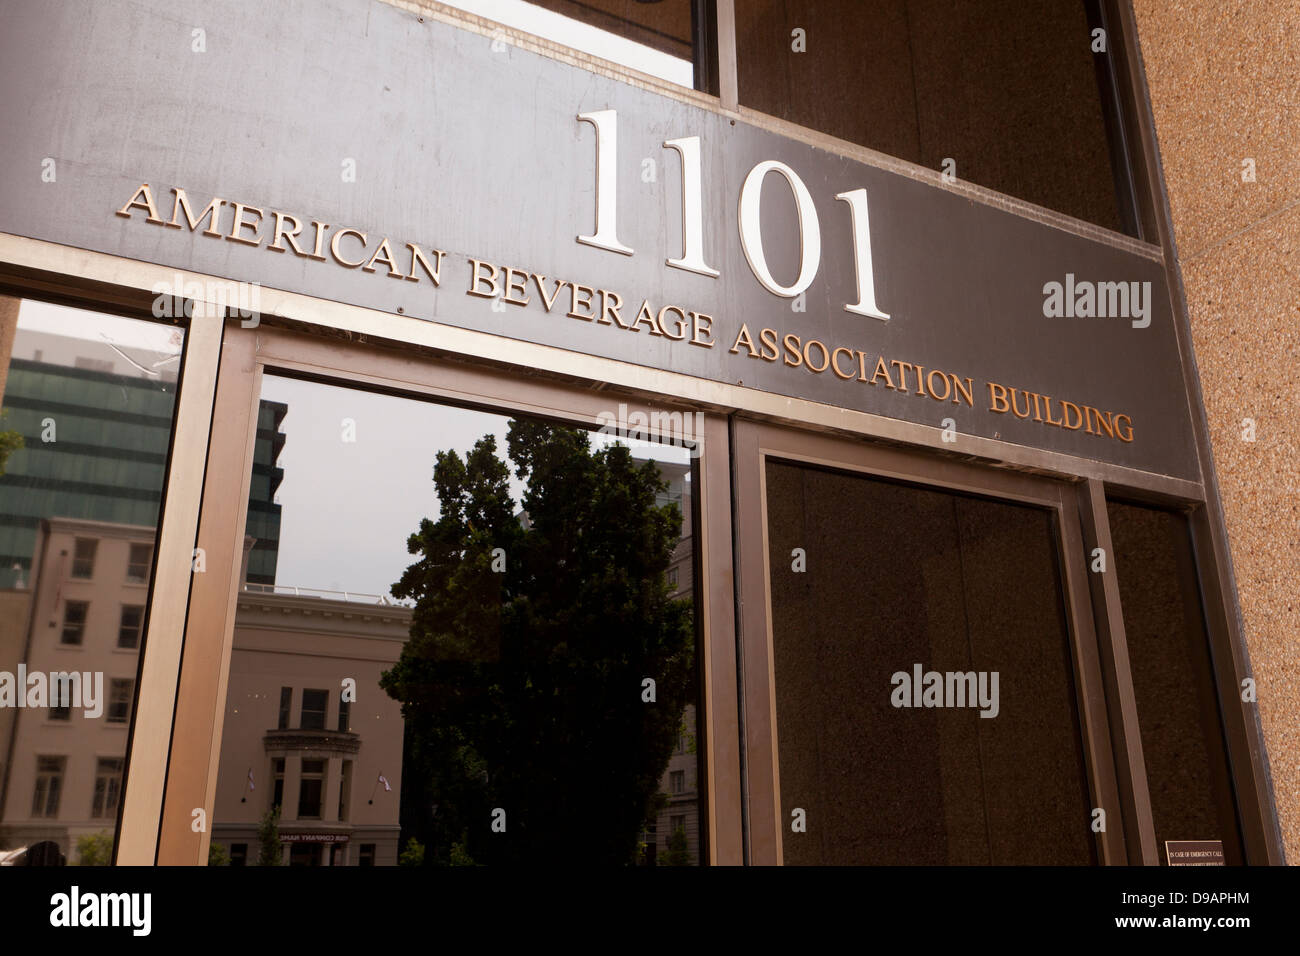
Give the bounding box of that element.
[230,843,248,867]
[298,760,325,819]
[71,538,97,578]
[90,758,124,819]
[300,689,328,731]
[60,600,89,645]
[210,374,702,865]
[31,756,65,818]
[106,679,133,724]
[277,688,292,730]
[126,543,151,583]
[117,605,144,649]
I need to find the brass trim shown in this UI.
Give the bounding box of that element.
[116,302,223,865]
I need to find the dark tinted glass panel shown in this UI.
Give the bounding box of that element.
[1106,501,1243,865]
[736,0,1129,233]
[212,374,702,865]
[766,460,1096,864]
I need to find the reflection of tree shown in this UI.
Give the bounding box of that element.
[380,420,693,865]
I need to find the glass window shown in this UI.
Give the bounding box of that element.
[1,300,186,863]
[71,537,97,578]
[230,843,248,866]
[278,687,292,730]
[31,756,65,818]
[670,770,685,794]
[736,0,1133,234]
[90,758,125,818]
[210,374,702,865]
[300,689,328,731]
[106,679,133,724]
[117,605,144,649]
[298,759,325,819]
[1107,500,1244,865]
[271,757,286,810]
[358,843,376,867]
[60,600,89,645]
[126,543,151,583]
[765,460,1095,865]
[440,0,703,89]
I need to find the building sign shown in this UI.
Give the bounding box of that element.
[281,833,350,844]
[0,0,1199,480]
[1165,840,1225,866]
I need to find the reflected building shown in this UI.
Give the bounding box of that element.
[639,455,701,866]
[211,556,411,866]
[0,315,286,861]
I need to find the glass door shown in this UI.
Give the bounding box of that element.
[155,320,742,865]
[731,418,1126,865]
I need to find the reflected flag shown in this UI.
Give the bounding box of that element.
[247,768,255,791]
[378,774,391,792]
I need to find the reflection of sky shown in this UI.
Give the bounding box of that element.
[17,300,183,354]
[438,0,694,86]
[262,375,688,597]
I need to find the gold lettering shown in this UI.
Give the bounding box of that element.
[857,351,870,382]
[1030,392,1045,422]
[757,327,780,362]
[503,268,530,305]
[949,375,975,407]
[363,239,405,278]
[658,305,688,341]
[631,299,661,334]
[988,382,1010,414]
[116,183,164,224]
[467,258,500,298]
[729,323,759,357]
[226,202,264,246]
[1091,407,1115,438]
[870,356,895,388]
[308,221,329,261]
[167,188,224,235]
[406,243,444,285]
[532,275,568,311]
[782,334,803,368]
[568,284,596,321]
[889,360,913,393]
[914,365,928,398]
[689,311,714,348]
[330,227,368,267]
[600,289,632,328]
[269,212,307,255]
[1009,388,1032,419]
[1060,400,1084,430]
[803,339,830,373]
[831,347,856,380]
[1114,413,1134,442]
[926,369,951,401]
[1042,396,1064,427]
